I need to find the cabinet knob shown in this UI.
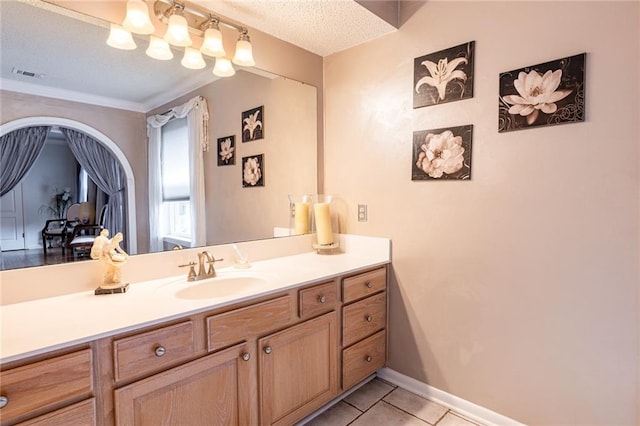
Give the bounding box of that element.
[318,295,326,304]
[0,396,7,409]
[365,282,373,289]
[365,355,373,363]
[241,352,251,361]
[154,346,166,357]
[365,315,373,323]
[263,346,273,355]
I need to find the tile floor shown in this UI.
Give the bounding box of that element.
[302,378,484,426]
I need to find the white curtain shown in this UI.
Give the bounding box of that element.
[147,95,209,251]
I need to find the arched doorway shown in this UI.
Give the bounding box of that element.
[0,117,138,254]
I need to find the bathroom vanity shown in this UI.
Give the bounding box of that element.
[0,236,390,426]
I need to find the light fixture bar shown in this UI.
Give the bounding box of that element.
[153,0,247,38]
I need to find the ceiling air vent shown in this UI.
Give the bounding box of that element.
[11,67,45,79]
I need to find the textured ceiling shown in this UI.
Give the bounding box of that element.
[192,0,398,56]
[0,0,397,110]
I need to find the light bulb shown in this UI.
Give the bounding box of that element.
[122,0,155,34]
[146,36,173,60]
[213,57,235,77]
[107,24,137,50]
[181,47,206,69]
[164,13,192,47]
[232,33,255,67]
[201,26,225,58]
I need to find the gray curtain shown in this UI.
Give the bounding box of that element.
[0,126,51,196]
[60,128,126,245]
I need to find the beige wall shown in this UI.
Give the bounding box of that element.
[0,90,150,251]
[323,1,639,425]
[150,70,317,245]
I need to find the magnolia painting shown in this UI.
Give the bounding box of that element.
[413,41,475,108]
[242,105,264,142]
[242,154,264,187]
[499,53,585,132]
[217,135,235,166]
[412,125,473,181]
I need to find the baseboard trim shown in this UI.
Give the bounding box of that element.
[377,368,526,426]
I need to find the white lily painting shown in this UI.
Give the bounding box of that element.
[413,41,474,108]
[242,154,264,187]
[217,135,235,166]
[412,125,473,181]
[242,105,264,142]
[499,53,585,132]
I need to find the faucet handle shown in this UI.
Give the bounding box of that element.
[206,257,224,264]
[178,261,197,281]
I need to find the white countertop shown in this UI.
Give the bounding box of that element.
[1,246,389,363]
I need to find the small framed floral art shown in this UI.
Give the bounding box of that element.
[498,53,585,132]
[242,105,264,142]
[412,125,473,181]
[217,135,235,166]
[413,41,475,109]
[242,154,264,187]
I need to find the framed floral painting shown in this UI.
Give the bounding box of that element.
[413,41,475,109]
[242,105,264,142]
[217,135,235,166]
[242,154,264,187]
[498,53,585,132]
[412,125,473,181]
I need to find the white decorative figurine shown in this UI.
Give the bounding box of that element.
[91,229,130,293]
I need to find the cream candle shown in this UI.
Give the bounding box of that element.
[314,202,334,245]
[294,202,310,234]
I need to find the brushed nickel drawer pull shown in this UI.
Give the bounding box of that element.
[241,352,251,361]
[365,355,373,363]
[365,282,373,289]
[263,346,272,354]
[318,295,326,303]
[154,346,166,357]
[0,396,8,408]
[366,315,373,323]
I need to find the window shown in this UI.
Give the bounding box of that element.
[161,117,191,241]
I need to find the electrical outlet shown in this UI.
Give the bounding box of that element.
[358,204,367,222]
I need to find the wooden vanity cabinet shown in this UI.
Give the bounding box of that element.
[0,348,95,426]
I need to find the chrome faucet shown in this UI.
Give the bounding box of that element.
[179,251,223,281]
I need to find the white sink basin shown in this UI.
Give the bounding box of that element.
[174,275,269,300]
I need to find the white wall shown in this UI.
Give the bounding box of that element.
[324,1,639,424]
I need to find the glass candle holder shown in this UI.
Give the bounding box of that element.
[311,194,339,252]
[288,194,312,235]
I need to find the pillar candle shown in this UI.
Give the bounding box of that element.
[314,202,333,245]
[294,202,310,234]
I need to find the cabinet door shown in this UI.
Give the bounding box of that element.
[259,312,337,426]
[114,342,255,426]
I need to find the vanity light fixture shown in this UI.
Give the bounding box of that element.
[122,0,155,34]
[106,0,256,77]
[107,23,137,50]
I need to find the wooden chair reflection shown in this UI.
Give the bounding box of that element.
[66,205,108,259]
[41,203,83,256]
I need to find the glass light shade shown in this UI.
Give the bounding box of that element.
[107,24,137,50]
[146,36,173,60]
[181,47,206,69]
[164,13,192,47]
[122,0,155,34]
[213,57,235,77]
[200,27,225,57]
[232,39,255,66]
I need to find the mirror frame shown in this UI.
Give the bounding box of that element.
[0,116,138,254]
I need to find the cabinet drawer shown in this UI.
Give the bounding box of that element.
[0,349,93,423]
[342,267,386,303]
[299,281,337,319]
[207,295,292,352]
[342,330,386,389]
[113,321,195,382]
[16,398,96,426]
[342,292,386,347]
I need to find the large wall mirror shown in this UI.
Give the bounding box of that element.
[0,0,318,270]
